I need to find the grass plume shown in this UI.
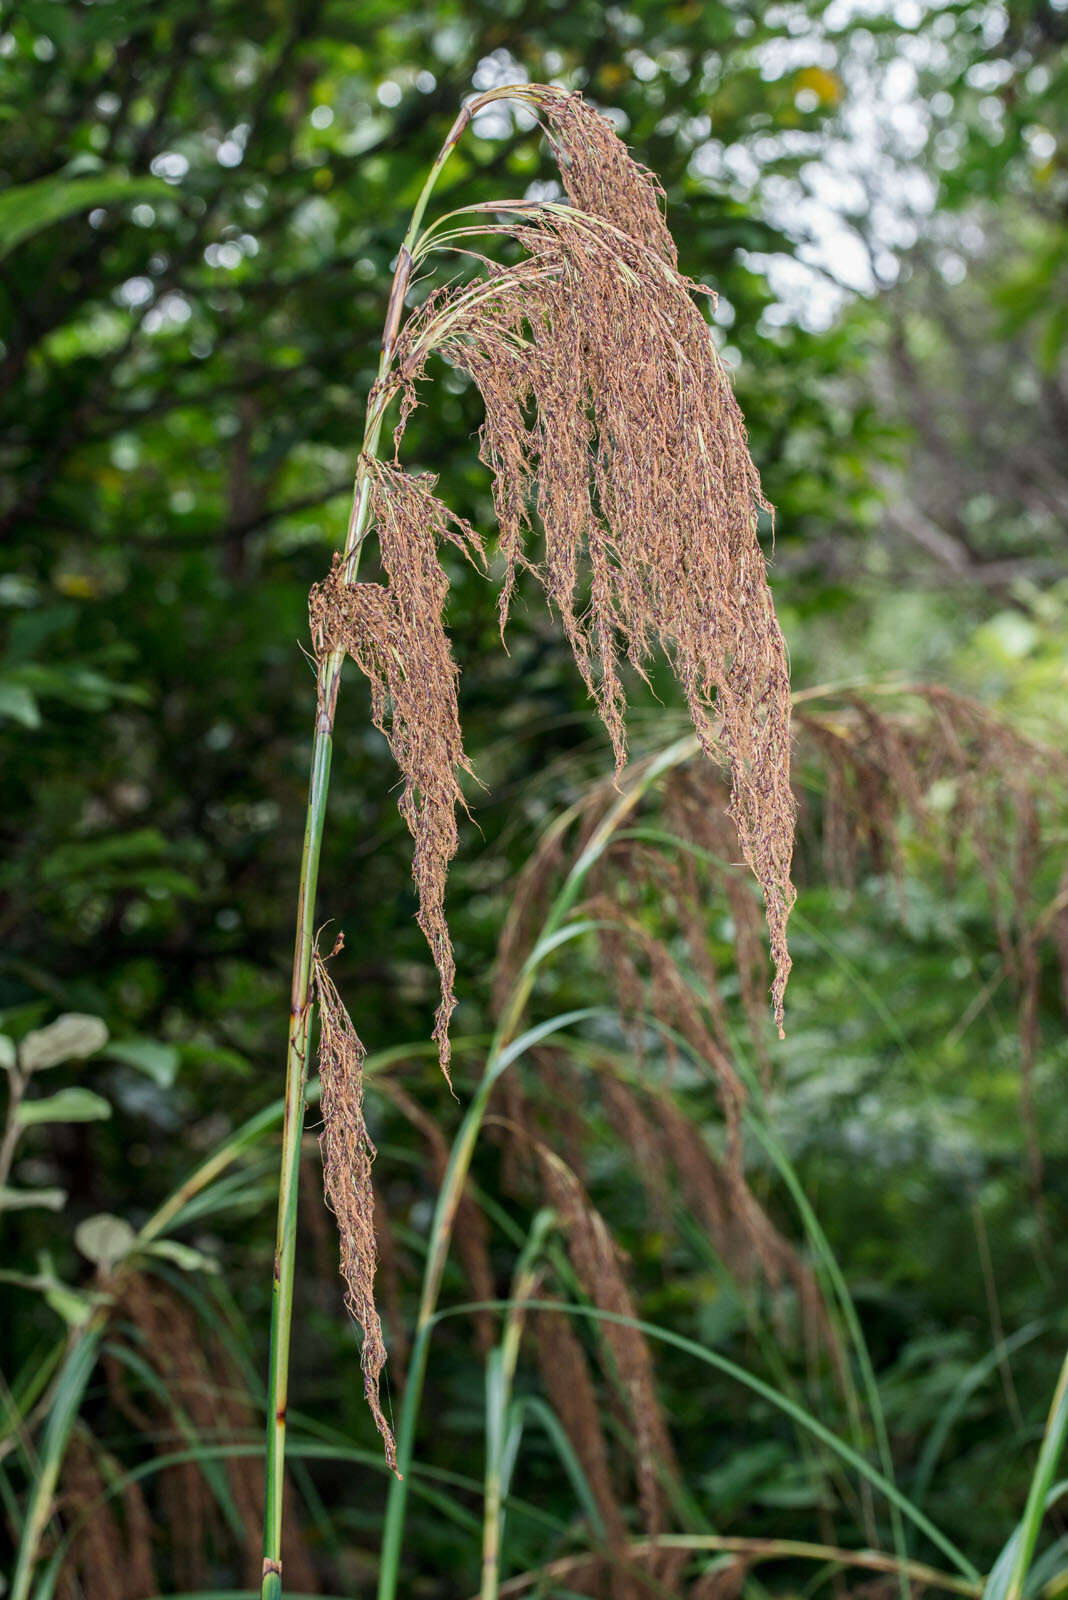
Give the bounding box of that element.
[312,935,396,1471]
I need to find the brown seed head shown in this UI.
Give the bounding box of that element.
[312,937,396,1473]
[387,88,796,1040]
[310,462,484,1082]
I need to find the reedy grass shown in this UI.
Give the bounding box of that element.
[10,674,1065,1595]
[436,1299,979,1580]
[9,81,1067,1600]
[274,83,799,1580]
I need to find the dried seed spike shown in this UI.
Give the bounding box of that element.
[311,463,484,1083]
[532,87,678,267]
[105,1274,317,1590]
[531,1301,628,1544]
[312,936,397,1474]
[391,172,796,1033]
[59,1430,158,1600]
[535,1145,678,1535]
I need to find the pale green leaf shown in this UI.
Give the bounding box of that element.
[0,1186,66,1213]
[0,681,40,727]
[20,1014,109,1073]
[44,1283,96,1328]
[106,1037,179,1088]
[146,1239,221,1274]
[16,1087,111,1126]
[75,1213,136,1270]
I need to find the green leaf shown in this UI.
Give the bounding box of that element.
[0,1186,66,1213]
[8,1327,103,1600]
[16,1088,111,1126]
[75,1213,136,1270]
[0,1035,15,1072]
[990,1350,1068,1600]
[106,1037,179,1088]
[19,1014,109,1073]
[0,681,40,727]
[0,173,170,260]
[43,1286,97,1328]
[145,1239,220,1274]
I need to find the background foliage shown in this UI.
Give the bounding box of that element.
[2,0,1066,1595]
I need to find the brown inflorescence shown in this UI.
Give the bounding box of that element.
[103,1273,315,1592]
[386,88,796,1042]
[534,1145,678,1538]
[55,1430,157,1600]
[310,461,484,1084]
[312,935,397,1472]
[304,81,787,1473]
[796,683,1068,1197]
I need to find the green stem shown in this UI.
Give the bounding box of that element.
[480,1211,556,1600]
[258,88,512,1599]
[1004,1346,1068,1600]
[261,706,335,1600]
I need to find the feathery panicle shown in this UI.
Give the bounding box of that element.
[388,89,796,1037]
[589,897,747,1161]
[312,937,396,1472]
[105,1274,316,1591]
[531,1302,680,1599]
[535,1145,678,1535]
[310,462,484,1082]
[649,1091,836,1367]
[57,1432,157,1600]
[531,1302,629,1549]
[798,684,1068,1192]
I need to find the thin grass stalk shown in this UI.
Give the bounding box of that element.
[376,739,697,1600]
[258,92,528,1599]
[485,1534,983,1600]
[9,1331,103,1600]
[480,1210,556,1600]
[1004,1346,1068,1600]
